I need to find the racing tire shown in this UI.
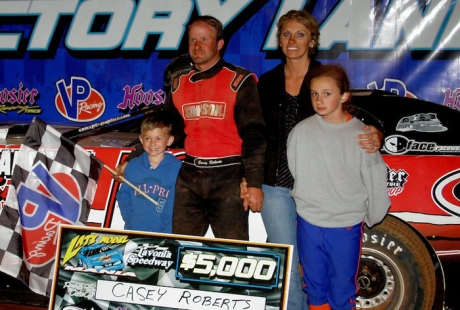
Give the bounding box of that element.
[357,215,436,309]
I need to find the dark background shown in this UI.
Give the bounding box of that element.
[441,256,460,310]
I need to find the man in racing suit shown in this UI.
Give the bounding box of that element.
[169,16,266,240]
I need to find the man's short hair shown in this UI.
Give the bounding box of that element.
[187,15,224,40]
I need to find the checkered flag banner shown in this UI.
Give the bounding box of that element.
[0,117,104,296]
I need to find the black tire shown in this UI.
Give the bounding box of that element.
[357,215,436,309]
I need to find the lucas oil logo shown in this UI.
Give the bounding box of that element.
[55,77,105,122]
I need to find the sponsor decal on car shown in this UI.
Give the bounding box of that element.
[396,113,447,132]
[387,166,409,196]
[0,150,17,209]
[432,169,460,217]
[384,135,460,154]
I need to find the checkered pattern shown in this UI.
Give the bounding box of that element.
[0,117,103,296]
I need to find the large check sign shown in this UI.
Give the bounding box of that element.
[50,225,292,310]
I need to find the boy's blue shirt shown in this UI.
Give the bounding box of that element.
[116,152,182,233]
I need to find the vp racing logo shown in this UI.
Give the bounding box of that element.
[55,77,105,122]
[18,162,83,265]
[367,78,417,98]
[432,169,460,217]
[384,135,460,154]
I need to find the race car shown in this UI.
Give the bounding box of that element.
[350,90,460,309]
[77,243,124,271]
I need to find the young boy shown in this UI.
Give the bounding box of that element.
[116,110,182,233]
[287,65,391,310]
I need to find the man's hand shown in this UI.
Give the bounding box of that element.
[240,178,263,212]
[246,187,264,212]
[112,161,128,183]
[358,125,384,153]
[240,178,249,209]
